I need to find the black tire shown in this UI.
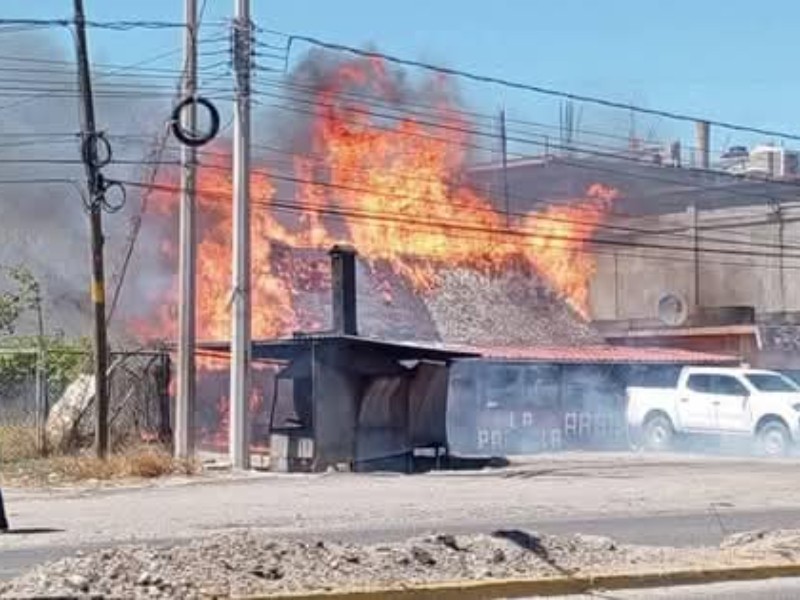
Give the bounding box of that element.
[642,414,674,452]
[170,96,220,147]
[756,421,791,457]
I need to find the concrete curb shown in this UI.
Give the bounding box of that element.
[240,563,800,599]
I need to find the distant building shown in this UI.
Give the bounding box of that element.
[747,145,799,178]
[716,144,799,179]
[466,153,800,370]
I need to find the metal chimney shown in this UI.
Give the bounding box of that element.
[329,244,358,336]
[695,120,710,169]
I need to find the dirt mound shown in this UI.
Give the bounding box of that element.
[6,528,800,599]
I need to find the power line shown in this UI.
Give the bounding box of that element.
[3,142,799,252]
[119,177,800,272]
[5,35,798,255]
[183,154,800,254]
[0,140,789,252]
[249,90,800,219]
[282,33,800,145]
[259,74,727,157]
[0,41,228,73]
[256,83,800,200]
[0,18,224,30]
[5,40,796,212]
[0,37,229,112]
[108,0,215,325]
[246,81,800,210]
[118,178,800,263]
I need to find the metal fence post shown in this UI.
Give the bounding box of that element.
[35,345,48,455]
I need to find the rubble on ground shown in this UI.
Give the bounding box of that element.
[4,529,800,598]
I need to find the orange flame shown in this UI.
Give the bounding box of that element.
[131,55,618,449]
[135,55,616,343]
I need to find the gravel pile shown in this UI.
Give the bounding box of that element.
[5,528,800,599]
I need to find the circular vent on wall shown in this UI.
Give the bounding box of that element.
[657,293,689,326]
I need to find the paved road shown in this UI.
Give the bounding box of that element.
[545,577,800,599]
[3,452,800,580]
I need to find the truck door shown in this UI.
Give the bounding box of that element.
[709,375,752,433]
[678,374,717,431]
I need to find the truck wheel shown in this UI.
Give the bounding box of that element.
[757,421,790,457]
[643,414,674,452]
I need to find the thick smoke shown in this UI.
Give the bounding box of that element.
[255,47,467,160]
[0,30,171,338]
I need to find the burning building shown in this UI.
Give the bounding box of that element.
[123,51,625,452]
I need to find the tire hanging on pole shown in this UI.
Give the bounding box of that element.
[170,96,220,147]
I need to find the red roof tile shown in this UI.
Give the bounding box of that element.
[459,344,739,365]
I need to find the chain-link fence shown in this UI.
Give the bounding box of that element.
[0,348,41,427]
[0,347,171,459]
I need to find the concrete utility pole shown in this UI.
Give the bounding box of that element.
[73,0,110,459]
[229,0,252,469]
[499,108,511,227]
[695,120,710,169]
[175,0,199,460]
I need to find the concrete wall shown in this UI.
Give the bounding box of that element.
[590,202,800,320]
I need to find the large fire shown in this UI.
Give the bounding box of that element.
[133,54,616,447]
[137,56,614,341]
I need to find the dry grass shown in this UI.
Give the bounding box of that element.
[0,424,39,463]
[1,445,200,487]
[58,447,198,480]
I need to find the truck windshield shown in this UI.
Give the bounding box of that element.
[744,374,800,392]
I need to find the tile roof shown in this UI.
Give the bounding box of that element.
[458,344,739,365]
[200,338,738,365]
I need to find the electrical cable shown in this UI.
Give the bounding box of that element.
[117,178,800,263]
[283,33,800,144]
[107,0,214,322]
[250,85,800,207]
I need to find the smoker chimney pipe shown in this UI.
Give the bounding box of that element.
[695,120,710,169]
[329,244,358,336]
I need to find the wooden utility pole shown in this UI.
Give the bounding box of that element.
[229,0,252,469]
[175,0,199,460]
[73,0,110,459]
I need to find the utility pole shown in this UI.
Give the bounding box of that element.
[689,202,700,308]
[73,0,110,459]
[230,0,252,469]
[175,0,198,460]
[499,108,511,227]
[34,291,47,455]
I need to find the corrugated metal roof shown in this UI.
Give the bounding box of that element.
[457,344,739,364]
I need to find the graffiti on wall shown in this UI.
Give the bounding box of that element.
[475,409,627,452]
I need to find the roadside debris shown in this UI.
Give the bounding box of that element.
[4,529,800,598]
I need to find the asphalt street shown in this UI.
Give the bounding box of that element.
[3,452,800,581]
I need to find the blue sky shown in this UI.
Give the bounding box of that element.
[6,0,800,149]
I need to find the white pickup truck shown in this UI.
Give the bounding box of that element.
[627,366,800,456]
